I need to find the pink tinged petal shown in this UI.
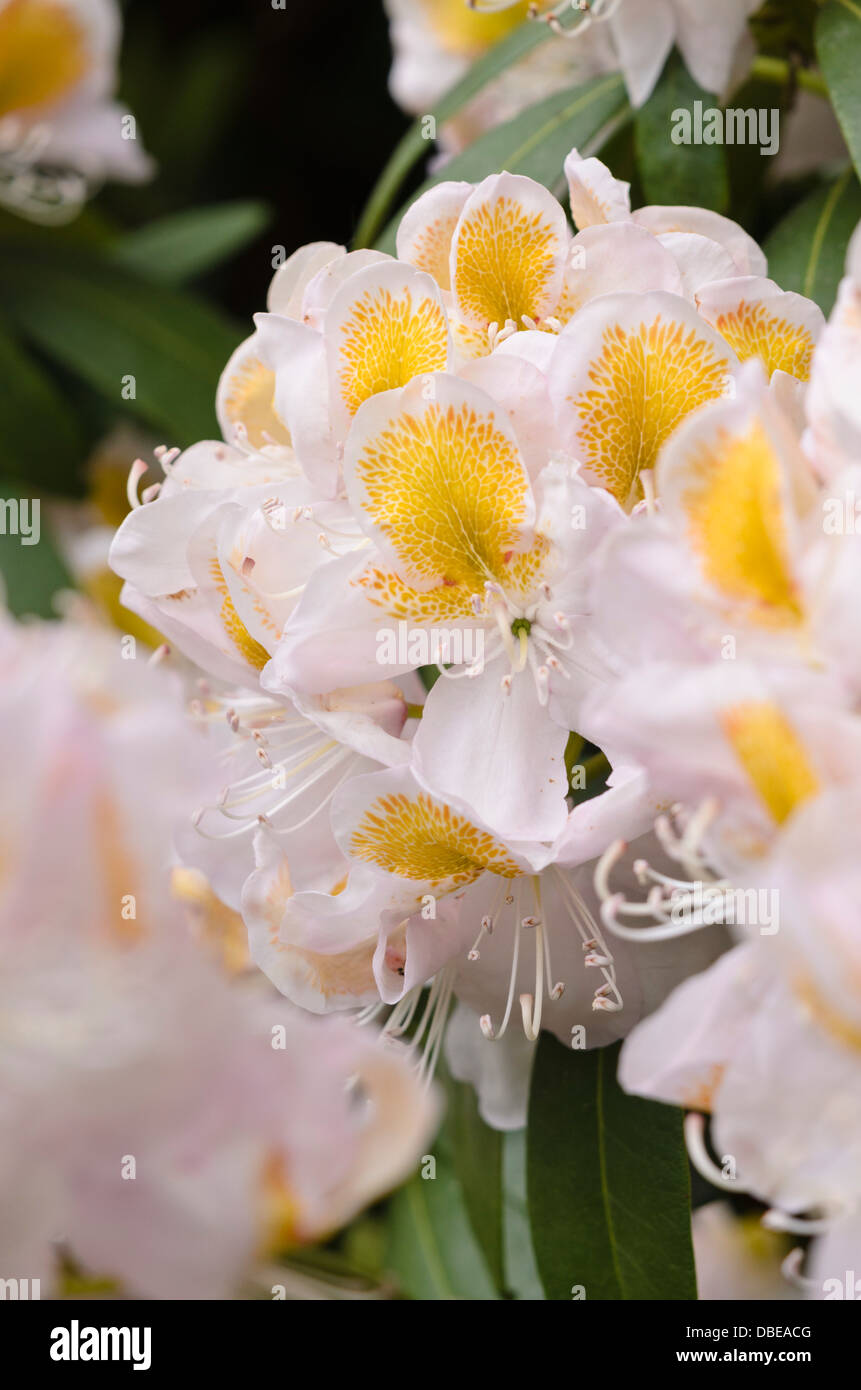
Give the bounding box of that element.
[618,943,760,1111]
[563,148,631,230]
[266,547,420,697]
[396,180,474,291]
[805,268,861,480]
[695,275,824,382]
[266,241,345,319]
[456,350,557,483]
[253,311,341,497]
[552,766,657,867]
[632,204,767,276]
[672,0,760,96]
[242,829,383,1013]
[300,248,393,331]
[607,0,676,107]
[562,222,683,317]
[110,486,223,597]
[656,231,738,299]
[413,660,570,845]
[374,895,476,1005]
[444,999,534,1131]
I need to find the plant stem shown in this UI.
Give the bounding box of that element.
[749,55,829,98]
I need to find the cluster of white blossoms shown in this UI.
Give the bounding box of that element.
[0,0,152,221]
[109,131,861,1294]
[0,610,434,1297]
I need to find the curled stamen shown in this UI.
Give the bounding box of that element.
[684,1113,743,1193]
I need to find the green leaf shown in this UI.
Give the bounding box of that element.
[527,1036,697,1301]
[353,8,590,247]
[817,0,861,184]
[764,169,861,314]
[635,51,728,212]
[446,1075,505,1291]
[377,74,629,254]
[503,1131,544,1300]
[112,202,270,285]
[0,245,243,445]
[386,1147,501,1300]
[0,320,84,493]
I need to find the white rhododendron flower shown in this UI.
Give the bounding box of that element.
[0,0,152,221]
[384,0,758,139]
[0,608,434,1298]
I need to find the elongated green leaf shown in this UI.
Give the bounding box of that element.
[503,1131,544,1301]
[112,202,270,284]
[764,170,861,314]
[635,51,728,212]
[527,1037,697,1301]
[354,9,590,247]
[386,1146,500,1301]
[0,319,84,492]
[0,245,242,445]
[447,1075,505,1291]
[817,0,861,183]
[377,74,629,254]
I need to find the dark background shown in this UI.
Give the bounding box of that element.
[112,0,408,317]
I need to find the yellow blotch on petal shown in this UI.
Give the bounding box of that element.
[351,791,522,886]
[572,315,730,507]
[222,357,291,451]
[721,701,819,826]
[408,214,461,292]
[454,196,561,329]
[0,0,87,118]
[259,1152,303,1255]
[353,399,538,618]
[210,558,270,671]
[337,287,448,419]
[711,300,815,381]
[680,418,804,627]
[421,0,530,53]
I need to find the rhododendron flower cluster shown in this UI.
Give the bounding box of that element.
[108,140,861,1303]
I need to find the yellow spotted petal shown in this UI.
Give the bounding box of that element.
[0,0,88,118]
[326,261,450,429]
[451,172,569,332]
[658,375,805,627]
[217,335,292,452]
[349,789,522,887]
[345,374,538,619]
[721,701,819,825]
[397,181,472,292]
[550,292,736,508]
[209,557,271,671]
[697,277,824,382]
